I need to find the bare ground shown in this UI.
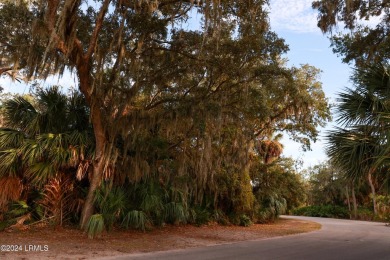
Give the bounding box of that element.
[0,218,321,260]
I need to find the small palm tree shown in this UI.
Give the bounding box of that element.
[326,63,390,216]
[255,134,284,164]
[0,86,94,225]
[327,126,382,215]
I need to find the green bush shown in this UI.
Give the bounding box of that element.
[255,195,287,223]
[86,214,105,239]
[122,210,150,231]
[239,214,252,227]
[292,205,349,219]
[190,207,211,226]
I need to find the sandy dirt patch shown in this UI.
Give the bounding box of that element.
[0,217,321,260]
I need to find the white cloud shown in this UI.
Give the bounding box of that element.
[268,0,319,33]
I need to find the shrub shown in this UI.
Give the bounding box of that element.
[292,205,349,219]
[190,207,211,226]
[86,214,105,239]
[122,210,150,231]
[255,195,287,223]
[355,207,374,221]
[239,214,252,227]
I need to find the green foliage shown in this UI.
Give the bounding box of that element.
[215,168,255,218]
[6,201,31,219]
[0,200,30,231]
[189,207,211,226]
[251,157,306,215]
[0,198,44,231]
[94,183,127,231]
[305,162,346,206]
[292,205,349,219]
[239,214,253,227]
[376,195,390,222]
[0,86,93,183]
[122,210,149,231]
[88,181,190,236]
[326,64,390,216]
[86,214,105,239]
[0,0,331,232]
[256,195,287,223]
[164,202,187,224]
[313,0,390,65]
[355,207,375,221]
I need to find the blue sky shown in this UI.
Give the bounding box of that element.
[268,0,353,168]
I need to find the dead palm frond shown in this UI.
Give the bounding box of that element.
[39,174,74,226]
[0,177,22,209]
[256,139,284,164]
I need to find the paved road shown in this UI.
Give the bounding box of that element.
[103,216,390,260]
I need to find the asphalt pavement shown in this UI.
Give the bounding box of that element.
[100,216,390,260]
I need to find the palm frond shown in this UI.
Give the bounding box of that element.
[66,91,90,132]
[0,149,22,178]
[122,210,149,231]
[326,126,381,180]
[26,162,56,185]
[39,175,74,226]
[6,201,30,218]
[34,86,68,134]
[164,202,187,224]
[140,194,163,212]
[85,214,105,239]
[94,183,127,229]
[2,96,38,134]
[21,139,44,165]
[337,64,390,127]
[0,128,25,148]
[0,177,22,209]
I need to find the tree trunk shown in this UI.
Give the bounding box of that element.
[367,170,378,216]
[43,0,111,230]
[345,185,351,212]
[78,65,107,229]
[351,181,357,219]
[80,99,107,228]
[80,154,105,229]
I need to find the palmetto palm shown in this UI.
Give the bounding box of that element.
[327,126,382,214]
[326,63,390,215]
[256,134,284,164]
[0,86,93,215]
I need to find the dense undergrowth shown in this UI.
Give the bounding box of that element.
[292,199,390,222]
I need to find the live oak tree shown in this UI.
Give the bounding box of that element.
[313,0,390,65]
[0,0,330,228]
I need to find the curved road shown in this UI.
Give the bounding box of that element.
[104,216,390,260]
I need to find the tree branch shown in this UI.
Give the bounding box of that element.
[85,0,111,61]
[119,0,203,9]
[0,67,12,75]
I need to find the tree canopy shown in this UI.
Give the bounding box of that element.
[326,64,390,215]
[313,0,390,65]
[0,0,330,230]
